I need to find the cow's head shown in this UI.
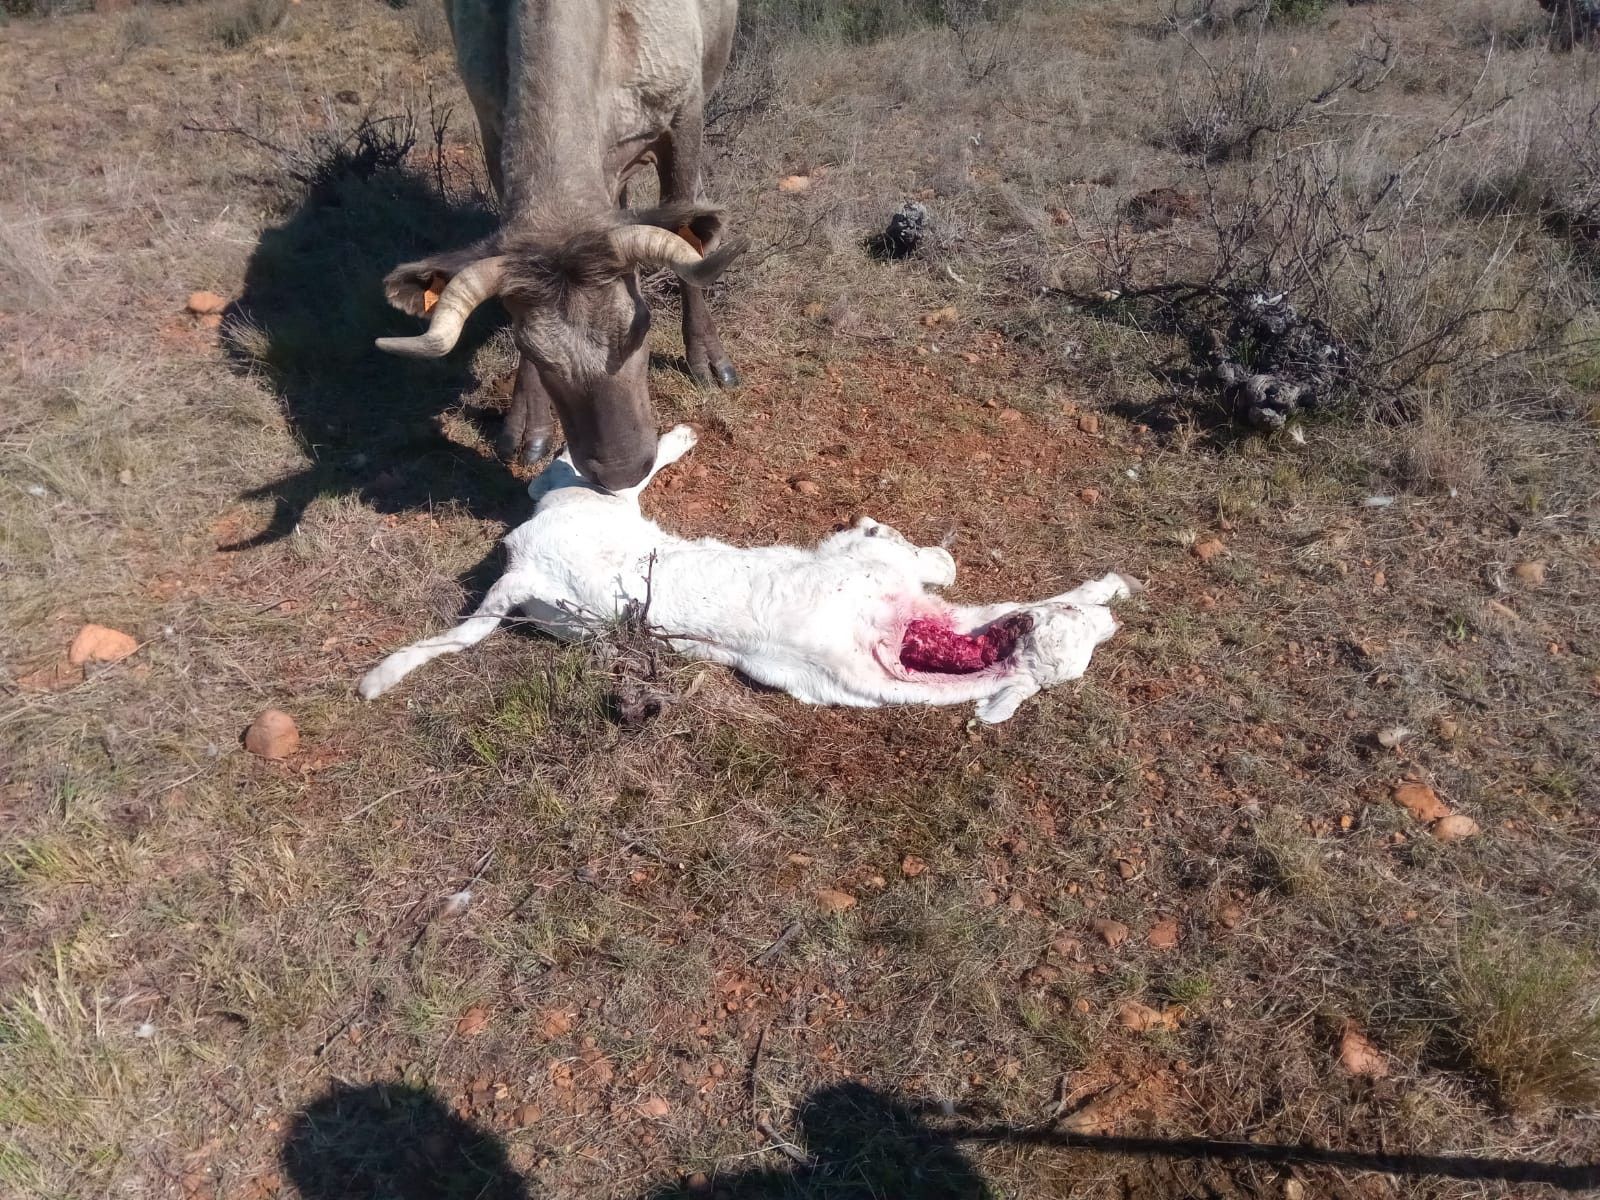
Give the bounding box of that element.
[377,206,743,490]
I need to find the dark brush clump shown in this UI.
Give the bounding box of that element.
[1194,291,1351,430]
[868,201,929,260]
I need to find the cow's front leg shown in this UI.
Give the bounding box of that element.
[659,116,739,390]
[682,283,738,388]
[497,354,555,466]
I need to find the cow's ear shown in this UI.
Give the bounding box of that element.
[630,204,725,253]
[384,262,451,317]
[383,238,501,316]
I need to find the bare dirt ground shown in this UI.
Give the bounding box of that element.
[3,1,1599,1197]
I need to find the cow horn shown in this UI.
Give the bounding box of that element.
[375,256,508,358]
[610,225,746,288]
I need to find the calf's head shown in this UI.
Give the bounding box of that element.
[377,208,742,490]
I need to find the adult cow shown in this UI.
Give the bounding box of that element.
[378,0,745,491]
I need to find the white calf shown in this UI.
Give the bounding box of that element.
[359,425,1135,723]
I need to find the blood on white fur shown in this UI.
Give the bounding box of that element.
[359,425,1135,723]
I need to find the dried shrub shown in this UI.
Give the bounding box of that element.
[1462,75,1600,250]
[208,0,288,49]
[182,110,440,206]
[1161,16,1393,162]
[1085,59,1575,427]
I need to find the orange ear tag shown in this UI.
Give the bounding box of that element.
[675,226,705,254]
[422,272,448,314]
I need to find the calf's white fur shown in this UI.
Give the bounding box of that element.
[359,425,1134,722]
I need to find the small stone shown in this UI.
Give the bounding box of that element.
[1115,859,1135,881]
[1079,487,1100,504]
[513,1103,542,1126]
[900,854,927,877]
[1092,918,1130,948]
[1393,781,1448,823]
[790,478,820,496]
[1513,560,1547,588]
[803,301,826,319]
[1375,726,1411,749]
[1337,1024,1388,1078]
[244,709,299,760]
[1117,1000,1180,1032]
[68,624,138,666]
[1486,599,1520,623]
[1077,413,1100,435]
[1431,814,1481,842]
[118,468,134,486]
[455,1006,490,1036]
[1192,538,1226,562]
[1218,903,1244,929]
[815,888,857,914]
[777,174,812,193]
[1022,963,1062,986]
[199,313,223,330]
[1435,716,1459,741]
[186,291,227,316]
[639,1095,672,1118]
[1146,917,1180,950]
[539,1008,574,1038]
[1072,997,1092,1014]
[920,305,959,327]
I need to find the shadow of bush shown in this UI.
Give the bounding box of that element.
[224,153,523,548]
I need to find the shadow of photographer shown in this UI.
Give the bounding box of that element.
[281,1078,1599,1200]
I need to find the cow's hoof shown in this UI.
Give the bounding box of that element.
[689,358,739,390]
[497,426,550,467]
[690,353,740,389]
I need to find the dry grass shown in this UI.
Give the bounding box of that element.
[1,2,1598,1198]
[1446,927,1600,1112]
